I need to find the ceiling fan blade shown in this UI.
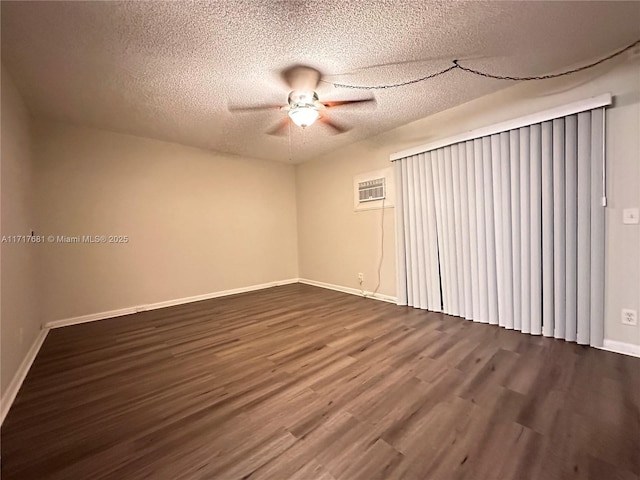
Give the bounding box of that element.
[281,65,321,91]
[322,98,376,109]
[228,104,283,113]
[266,118,291,136]
[319,116,350,135]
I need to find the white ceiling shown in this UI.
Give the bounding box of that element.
[2,1,639,163]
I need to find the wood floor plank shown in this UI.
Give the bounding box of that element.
[2,283,639,479]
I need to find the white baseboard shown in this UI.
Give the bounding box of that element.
[600,339,640,358]
[1,327,49,425]
[45,305,139,329]
[45,278,300,329]
[299,278,397,304]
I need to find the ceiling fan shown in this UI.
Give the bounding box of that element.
[229,65,376,135]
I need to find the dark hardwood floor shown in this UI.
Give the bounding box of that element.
[2,283,639,479]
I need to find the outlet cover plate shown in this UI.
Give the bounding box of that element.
[622,208,639,224]
[622,309,638,326]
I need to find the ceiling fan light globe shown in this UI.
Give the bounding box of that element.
[289,106,319,128]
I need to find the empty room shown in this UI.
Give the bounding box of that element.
[1,1,639,479]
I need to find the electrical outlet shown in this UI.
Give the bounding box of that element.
[358,273,364,283]
[622,208,639,225]
[622,309,638,326]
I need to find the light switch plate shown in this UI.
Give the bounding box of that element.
[622,208,639,225]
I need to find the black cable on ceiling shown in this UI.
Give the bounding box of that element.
[327,39,640,90]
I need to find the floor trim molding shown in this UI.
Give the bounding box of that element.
[600,339,640,358]
[1,328,49,425]
[299,278,397,304]
[45,279,300,329]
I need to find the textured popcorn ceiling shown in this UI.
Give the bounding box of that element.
[2,1,639,163]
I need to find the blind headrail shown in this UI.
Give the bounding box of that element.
[390,93,612,161]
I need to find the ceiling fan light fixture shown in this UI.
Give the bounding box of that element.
[288,105,319,128]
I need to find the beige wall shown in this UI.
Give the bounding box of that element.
[34,121,299,323]
[297,59,640,346]
[1,66,41,396]
[296,143,397,298]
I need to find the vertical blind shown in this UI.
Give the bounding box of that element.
[394,108,605,347]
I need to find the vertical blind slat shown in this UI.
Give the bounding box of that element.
[427,153,441,310]
[483,137,499,325]
[542,121,555,337]
[423,153,439,310]
[500,132,514,330]
[510,130,521,331]
[530,124,543,335]
[475,139,489,323]
[436,149,450,313]
[491,134,505,327]
[553,118,567,340]
[414,154,429,308]
[407,156,420,306]
[452,145,466,318]
[466,141,481,322]
[577,112,591,345]
[564,115,578,342]
[401,159,414,305]
[444,147,460,316]
[401,159,411,304]
[590,108,605,347]
[520,127,532,334]
[459,144,474,320]
[394,160,407,305]
[432,151,447,312]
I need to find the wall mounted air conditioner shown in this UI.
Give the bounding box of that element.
[353,167,394,211]
[358,178,386,203]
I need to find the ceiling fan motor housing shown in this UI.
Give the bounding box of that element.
[288,90,320,108]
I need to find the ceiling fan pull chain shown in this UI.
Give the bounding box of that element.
[288,120,292,162]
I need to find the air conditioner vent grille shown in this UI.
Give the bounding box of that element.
[358,178,386,203]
